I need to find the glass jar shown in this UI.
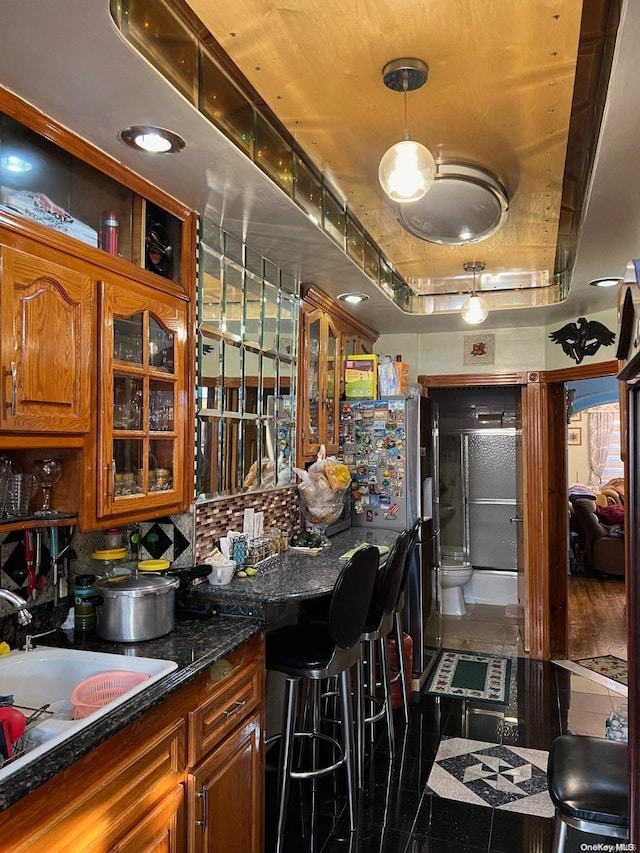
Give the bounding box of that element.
[74,574,96,631]
[91,547,128,578]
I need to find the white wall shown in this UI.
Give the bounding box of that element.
[567,414,591,485]
[374,305,619,381]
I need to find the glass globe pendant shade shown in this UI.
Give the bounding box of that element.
[461,294,489,324]
[378,139,436,203]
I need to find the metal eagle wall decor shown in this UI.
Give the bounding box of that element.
[548,317,615,364]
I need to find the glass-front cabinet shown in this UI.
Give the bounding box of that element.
[97,276,187,520]
[300,307,341,459]
[298,286,378,465]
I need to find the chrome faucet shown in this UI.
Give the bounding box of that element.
[0,588,33,626]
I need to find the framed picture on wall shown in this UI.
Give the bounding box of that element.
[463,333,495,365]
[568,427,582,445]
[571,412,582,423]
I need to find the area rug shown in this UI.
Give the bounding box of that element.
[427,737,554,817]
[424,650,511,704]
[573,655,628,686]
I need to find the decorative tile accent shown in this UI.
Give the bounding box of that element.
[141,523,173,560]
[194,486,300,562]
[427,737,554,817]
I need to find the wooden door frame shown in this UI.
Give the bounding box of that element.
[419,360,619,660]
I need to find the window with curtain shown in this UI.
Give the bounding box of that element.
[600,405,623,483]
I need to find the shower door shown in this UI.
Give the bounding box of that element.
[464,429,521,572]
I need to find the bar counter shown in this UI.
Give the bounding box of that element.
[193,526,399,614]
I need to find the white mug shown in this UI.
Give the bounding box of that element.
[207,560,236,586]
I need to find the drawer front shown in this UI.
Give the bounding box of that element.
[189,662,262,767]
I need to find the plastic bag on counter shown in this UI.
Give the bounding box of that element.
[294,445,350,525]
[325,459,351,491]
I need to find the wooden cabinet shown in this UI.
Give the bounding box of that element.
[298,286,378,465]
[0,89,196,531]
[90,276,189,525]
[109,785,185,853]
[188,713,263,853]
[187,639,264,852]
[0,715,187,852]
[0,244,93,433]
[0,634,265,853]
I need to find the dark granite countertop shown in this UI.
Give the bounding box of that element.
[194,527,398,613]
[0,613,263,812]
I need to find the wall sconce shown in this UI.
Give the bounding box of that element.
[461,261,489,325]
[378,58,436,204]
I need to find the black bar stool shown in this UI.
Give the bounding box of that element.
[265,545,379,853]
[358,527,413,780]
[547,734,629,852]
[388,518,421,724]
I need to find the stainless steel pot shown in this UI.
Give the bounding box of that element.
[94,573,180,642]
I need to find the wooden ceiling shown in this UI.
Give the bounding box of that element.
[184,0,616,302]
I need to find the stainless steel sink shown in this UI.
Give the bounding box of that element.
[0,647,177,783]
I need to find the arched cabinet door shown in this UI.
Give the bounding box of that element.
[0,246,92,433]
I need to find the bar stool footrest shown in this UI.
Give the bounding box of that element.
[265,731,345,779]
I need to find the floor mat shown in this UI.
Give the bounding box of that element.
[573,655,628,686]
[424,650,511,704]
[427,736,555,817]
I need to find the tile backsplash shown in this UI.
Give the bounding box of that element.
[0,513,195,621]
[1,490,300,621]
[194,486,300,563]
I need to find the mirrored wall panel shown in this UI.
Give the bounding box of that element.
[197,221,299,497]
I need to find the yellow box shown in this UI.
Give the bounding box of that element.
[344,354,378,398]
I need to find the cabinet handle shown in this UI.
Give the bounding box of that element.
[3,362,17,415]
[195,784,208,831]
[111,459,116,502]
[224,699,247,718]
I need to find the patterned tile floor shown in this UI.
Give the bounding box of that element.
[265,604,627,852]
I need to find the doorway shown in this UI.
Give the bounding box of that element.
[565,374,626,662]
[430,386,524,653]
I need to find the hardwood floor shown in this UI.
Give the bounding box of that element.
[567,573,627,659]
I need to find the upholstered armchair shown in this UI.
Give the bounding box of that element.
[570,497,625,577]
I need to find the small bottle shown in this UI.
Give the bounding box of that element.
[100,210,119,256]
[74,574,96,631]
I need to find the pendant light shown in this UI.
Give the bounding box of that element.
[378,59,436,204]
[461,262,489,324]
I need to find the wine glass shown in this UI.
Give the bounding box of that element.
[33,458,62,517]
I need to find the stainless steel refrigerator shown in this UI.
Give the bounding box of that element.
[339,394,441,685]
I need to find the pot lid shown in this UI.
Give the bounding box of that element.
[94,573,179,596]
[138,559,171,571]
[91,548,128,561]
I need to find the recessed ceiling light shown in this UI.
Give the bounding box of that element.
[119,126,185,154]
[588,277,623,288]
[337,292,369,304]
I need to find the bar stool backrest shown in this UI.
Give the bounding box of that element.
[393,519,421,610]
[379,528,413,616]
[328,545,379,649]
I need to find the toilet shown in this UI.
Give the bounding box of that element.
[439,553,473,616]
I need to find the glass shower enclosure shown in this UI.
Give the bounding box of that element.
[440,429,520,572]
